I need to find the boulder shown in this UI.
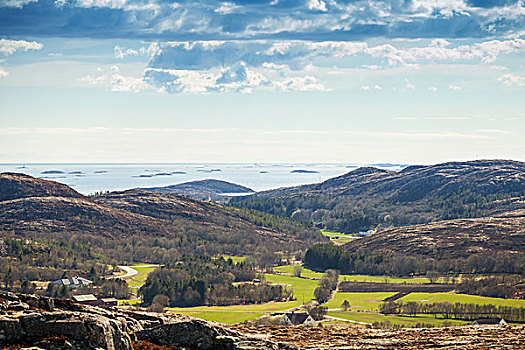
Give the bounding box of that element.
[0,311,133,350]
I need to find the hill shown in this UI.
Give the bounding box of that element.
[139,179,254,201]
[304,210,525,276]
[232,160,525,232]
[0,172,82,201]
[0,173,323,283]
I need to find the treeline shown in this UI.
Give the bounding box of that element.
[304,243,525,277]
[139,256,293,307]
[231,188,524,233]
[458,276,524,299]
[0,236,111,289]
[379,301,525,323]
[313,269,339,304]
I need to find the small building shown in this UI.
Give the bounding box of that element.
[471,318,507,326]
[99,298,119,307]
[281,312,316,326]
[72,294,98,306]
[51,276,93,288]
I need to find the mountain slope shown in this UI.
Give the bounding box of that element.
[0,173,323,273]
[232,160,525,232]
[304,210,525,275]
[139,179,254,201]
[0,172,83,201]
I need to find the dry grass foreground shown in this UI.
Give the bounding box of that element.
[229,323,525,349]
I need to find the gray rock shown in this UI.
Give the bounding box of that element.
[136,319,299,350]
[0,311,133,350]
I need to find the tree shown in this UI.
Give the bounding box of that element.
[308,305,327,321]
[293,265,303,278]
[426,270,440,284]
[341,299,350,311]
[314,286,331,304]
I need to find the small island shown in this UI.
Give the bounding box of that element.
[290,169,319,174]
[41,170,65,174]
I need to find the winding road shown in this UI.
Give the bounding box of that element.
[108,264,161,279]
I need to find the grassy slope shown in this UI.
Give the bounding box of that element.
[320,229,358,244]
[401,292,525,307]
[274,265,431,283]
[323,292,396,311]
[127,265,159,288]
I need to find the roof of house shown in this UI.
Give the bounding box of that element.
[72,294,98,302]
[473,318,506,325]
[285,312,311,325]
[52,276,93,285]
[100,298,118,303]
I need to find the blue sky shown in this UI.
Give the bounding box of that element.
[0,0,524,163]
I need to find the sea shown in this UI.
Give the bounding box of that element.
[0,163,408,195]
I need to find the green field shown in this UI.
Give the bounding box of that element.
[127,265,159,288]
[122,262,525,326]
[265,273,318,303]
[401,292,525,307]
[169,310,264,324]
[323,292,396,311]
[273,265,431,283]
[320,229,358,244]
[220,255,247,263]
[327,311,468,327]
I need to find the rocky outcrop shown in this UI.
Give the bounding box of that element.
[0,292,296,350]
[136,319,298,350]
[0,292,136,350]
[231,323,525,349]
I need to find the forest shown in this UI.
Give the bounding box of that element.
[304,243,525,279]
[379,301,525,323]
[139,256,293,307]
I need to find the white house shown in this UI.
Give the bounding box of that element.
[51,276,93,288]
[471,318,507,326]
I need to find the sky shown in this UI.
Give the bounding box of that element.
[0,0,524,164]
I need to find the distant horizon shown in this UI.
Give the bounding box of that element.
[1,1,524,163]
[1,158,524,166]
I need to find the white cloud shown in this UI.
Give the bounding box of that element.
[76,0,127,9]
[364,38,525,66]
[0,67,8,78]
[476,129,511,134]
[114,45,139,58]
[360,84,382,90]
[404,78,415,89]
[0,0,36,7]
[448,85,462,90]
[428,86,437,91]
[498,73,525,87]
[0,127,109,135]
[0,39,43,55]
[358,131,493,140]
[307,0,327,12]
[214,2,241,15]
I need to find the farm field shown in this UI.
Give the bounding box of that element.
[273,265,432,283]
[320,229,358,244]
[119,262,525,326]
[401,292,525,307]
[169,310,265,324]
[323,292,396,311]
